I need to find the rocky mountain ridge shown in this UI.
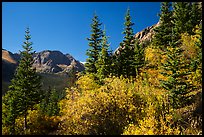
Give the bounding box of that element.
[134,21,160,43]
[32,50,84,73]
[2,49,85,82]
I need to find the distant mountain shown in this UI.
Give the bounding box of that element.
[32,50,84,73]
[2,49,85,82]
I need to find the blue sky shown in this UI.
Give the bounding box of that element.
[2,2,161,62]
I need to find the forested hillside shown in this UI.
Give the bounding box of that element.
[2,2,202,135]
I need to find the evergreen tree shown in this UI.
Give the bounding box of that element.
[189,2,202,35]
[2,89,22,134]
[85,12,103,74]
[117,8,136,78]
[160,28,195,109]
[134,40,145,76]
[96,26,111,80]
[190,24,202,86]
[152,2,173,51]
[40,87,60,116]
[172,2,197,35]
[110,52,120,77]
[2,27,42,134]
[194,24,202,69]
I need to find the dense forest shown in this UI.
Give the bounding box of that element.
[2,2,202,135]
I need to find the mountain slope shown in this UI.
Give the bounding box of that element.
[2,49,19,82]
[2,49,18,64]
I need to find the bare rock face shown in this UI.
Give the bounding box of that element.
[71,59,85,72]
[32,50,85,73]
[32,50,71,73]
[66,53,75,62]
[134,21,160,43]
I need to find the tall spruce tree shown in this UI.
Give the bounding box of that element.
[190,24,202,87]
[2,27,42,134]
[152,2,173,51]
[189,2,202,35]
[160,28,195,109]
[134,40,145,76]
[85,12,103,74]
[2,88,22,134]
[117,8,136,78]
[40,87,60,116]
[96,26,111,80]
[172,2,194,35]
[194,24,202,70]
[111,52,120,77]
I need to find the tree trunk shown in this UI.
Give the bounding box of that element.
[24,111,27,134]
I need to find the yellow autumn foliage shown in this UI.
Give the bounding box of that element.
[141,45,168,87]
[145,46,162,68]
[180,26,202,88]
[76,73,100,91]
[123,88,181,135]
[3,105,60,135]
[58,75,144,135]
[57,74,199,135]
[181,32,199,59]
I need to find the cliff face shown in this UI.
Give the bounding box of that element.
[134,21,160,43]
[2,49,85,81]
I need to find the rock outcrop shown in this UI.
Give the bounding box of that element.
[114,21,160,54]
[134,21,160,43]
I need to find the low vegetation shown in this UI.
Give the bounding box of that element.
[2,2,202,135]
